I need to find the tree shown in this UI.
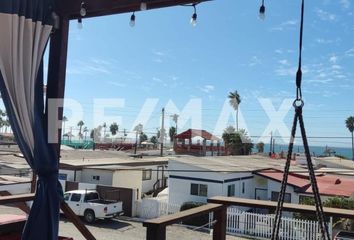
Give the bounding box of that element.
[228,91,241,131]
[169,126,176,142]
[134,124,143,154]
[83,127,88,140]
[346,116,354,161]
[139,132,148,143]
[256,142,265,153]
[90,126,102,142]
[77,120,84,139]
[62,116,68,135]
[150,136,158,145]
[103,122,107,141]
[110,122,119,136]
[222,126,253,155]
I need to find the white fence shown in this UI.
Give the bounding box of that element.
[226,208,332,240]
[135,198,180,219]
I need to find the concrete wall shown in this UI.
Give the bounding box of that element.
[81,169,113,186]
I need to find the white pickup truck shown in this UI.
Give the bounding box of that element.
[63,190,123,223]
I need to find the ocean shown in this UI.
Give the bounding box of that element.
[259,143,353,160]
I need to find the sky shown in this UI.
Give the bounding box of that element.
[45,0,354,148]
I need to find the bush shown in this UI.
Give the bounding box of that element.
[180,202,209,227]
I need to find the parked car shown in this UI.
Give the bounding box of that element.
[63,190,123,223]
[334,231,354,240]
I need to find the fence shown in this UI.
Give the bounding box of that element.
[225,207,332,240]
[135,198,180,219]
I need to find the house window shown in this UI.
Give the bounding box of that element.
[227,184,235,197]
[271,191,291,203]
[190,183,208,197]
[242,182,245,194]
[142,169,152,180]
[58,173,67,180]
[92,175,100,181]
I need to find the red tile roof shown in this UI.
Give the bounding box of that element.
[256,169,354,197]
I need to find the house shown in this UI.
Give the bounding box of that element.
[174,129,225,156]
[167,155,354,207]
[58,150,168,197]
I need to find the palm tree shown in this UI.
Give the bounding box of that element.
[83,127,88,140]
[77,120,84,139]
[110,122,119,136]
[228,91,241,131]
[103,122,107,141]
[62,116,68,136]
[346,116,354,160]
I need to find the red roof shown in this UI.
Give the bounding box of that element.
[175,129,220,141]
[256,169,354,197]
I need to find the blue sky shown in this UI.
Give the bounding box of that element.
[55,0,354,148]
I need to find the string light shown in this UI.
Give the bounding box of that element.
[190,4,197,27]
[77,18,83,29]
[140,1,147,11]
[129,12,136,27]
[259,0,265,20]
[77,2,86,29]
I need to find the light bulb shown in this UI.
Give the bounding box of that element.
[140,2,147,11]
[190,13,197,27]
[78,18,83,29]
[259,5,265,20]
[129,13,135,27]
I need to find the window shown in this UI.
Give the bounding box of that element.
[58,173,67,180]
[190,183,208,197]
[70,193,81,202]
[271,191,291,203]
[242,182,245,194]
[142,169,152,180]
[227,184,235,197]
[92,175,100,181]
[63,193,70,201]
[84,192,99,202]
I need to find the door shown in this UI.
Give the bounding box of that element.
[68,193,82,214]
[157,166,164,181]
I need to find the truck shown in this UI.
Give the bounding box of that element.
[63,190,123,223]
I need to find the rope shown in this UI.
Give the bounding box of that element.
[271,0,330,239]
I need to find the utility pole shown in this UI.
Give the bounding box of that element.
[269,131,273,154]
[272,138,276,153]
[160,108,165,157]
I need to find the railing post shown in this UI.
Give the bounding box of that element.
[213,205,227,240]
[146,225,166,240]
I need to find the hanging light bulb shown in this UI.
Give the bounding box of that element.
[129,12,136,27]
[259,0,265,20]
[80,2,87,17]
[77,18,83,29]
[140,2,147,11]
[190,5,197,27]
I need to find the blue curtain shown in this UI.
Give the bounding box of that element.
[0,0,62,239]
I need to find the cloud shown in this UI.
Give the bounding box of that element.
[278,59,289,65]
[329,55,338,63]
[307,79,333,84]
[332,65,342,70]
[341,0,350,9]
[199,85,215,93]
[316,9,336,21]
[346,48,354,57]
[106,81,126,87]
[152,77,163,83]
[270,20,297,32]
[67,59,112,75]
[249,56,262,66]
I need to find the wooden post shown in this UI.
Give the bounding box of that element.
[46,17,96,240]
[146,225,166,240]
[213,206,227,240]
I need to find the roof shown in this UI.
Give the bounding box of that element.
[256,169,354,197]
[0,175,31,185]
[84,165,144,171]
[175,129,220,141]
[65,189,96,194]
[169,155,304,173]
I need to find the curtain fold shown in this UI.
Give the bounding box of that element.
[0,0,62,239]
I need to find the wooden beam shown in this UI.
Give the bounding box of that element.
[46,17,70,156]
[55,0,211,19]
[208,196,354,219]
[60,201,96,240]
[0,194,35,205]
[143,203,223,227]
[212,205,226,240]
[0,191,31,214]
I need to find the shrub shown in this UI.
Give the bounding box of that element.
[180,202,209,227]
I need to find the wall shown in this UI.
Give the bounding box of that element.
[59,169,82,182]
[0,182,31,194]
[267,180,299,204]
[81,169,113,185]
[112,170,142,200]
